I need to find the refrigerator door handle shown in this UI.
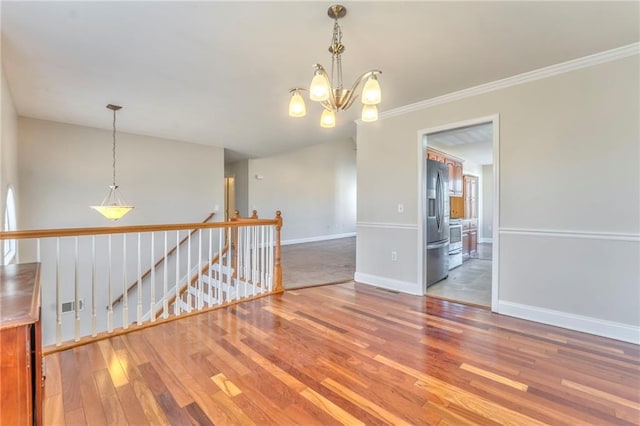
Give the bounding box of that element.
[427,240,449,250]
[435,170,442,231]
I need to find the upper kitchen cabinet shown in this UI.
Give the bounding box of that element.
[426,148,463,197]
[463,175,478,219]
[426,150,446,163]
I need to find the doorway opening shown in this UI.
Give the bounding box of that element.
[418,115,499,311]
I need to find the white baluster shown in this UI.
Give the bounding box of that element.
[108,234,113,333]
[150,233,156,321]
[198,229,202,309]
[163,231,168,319]
[74,236,80,341]
[137,233,142,325]
[175,230,180,316]
[218,227,223,303]
[187,231,192,311]
[253,225,258,293]
[245,225,251,294]
[36,239,41,262]
[260,225,267,293]
[238,227,244,299]
[55,238,61,346]
[269,226,274,290]
[208,228,213,307]
[123,234,128,329]
[92,236,97,337]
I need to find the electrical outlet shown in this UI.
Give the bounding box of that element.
[391,251,397,261]
[397,204,404,213]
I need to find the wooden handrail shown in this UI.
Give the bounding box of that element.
[154,244,229,318]
[0,216,278,240]
[111,212,215,307]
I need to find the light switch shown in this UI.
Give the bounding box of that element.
[397,203,404,213]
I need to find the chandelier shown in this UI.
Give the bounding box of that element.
[288,4,382,128]
[90,104,134,220]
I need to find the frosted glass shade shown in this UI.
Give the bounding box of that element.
[90,185,134,220]
[91,205,134,220]
[288,91,306,117]
[362,75,381,105]
[320,109,336,128]
[309,73,331,102]
[361,104,378,122]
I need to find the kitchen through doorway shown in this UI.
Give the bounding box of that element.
[422,117,498,309]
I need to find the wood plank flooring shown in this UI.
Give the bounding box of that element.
[44,282,640,425]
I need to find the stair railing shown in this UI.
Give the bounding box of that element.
[0,211,283,353]
[111,212,215,307]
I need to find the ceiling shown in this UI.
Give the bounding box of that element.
[427,123,493,165]
[2,2,638,162]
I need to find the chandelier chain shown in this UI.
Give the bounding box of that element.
[112,108,117,187]
[330,19,344,89]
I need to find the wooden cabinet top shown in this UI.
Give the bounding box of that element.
[0,263,41,330]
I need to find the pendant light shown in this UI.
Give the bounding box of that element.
[90,104,134,220]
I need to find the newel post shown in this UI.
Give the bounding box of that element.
[273,211,283,293]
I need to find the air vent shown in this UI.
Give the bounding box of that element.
[61,299,84,313]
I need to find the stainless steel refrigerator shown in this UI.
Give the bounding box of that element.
[426,159,450,287]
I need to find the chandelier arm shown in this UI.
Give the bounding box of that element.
[342,93,360,111]
[321,100,336,111]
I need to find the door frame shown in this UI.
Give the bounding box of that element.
[416,114,500,311]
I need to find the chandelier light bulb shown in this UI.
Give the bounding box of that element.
[361,104,378,122]
[320,109,336,128]
[362,75,382,105]
[309,72,331,102]
[288,90,306,117]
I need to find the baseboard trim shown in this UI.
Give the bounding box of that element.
[357,222,418,230]
[354,272,422,295]
[498,300,640,344]
[281,232,355,246]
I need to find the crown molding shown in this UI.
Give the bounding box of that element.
[356,42,640,125]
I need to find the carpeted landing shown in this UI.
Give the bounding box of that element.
[281,237,355,289]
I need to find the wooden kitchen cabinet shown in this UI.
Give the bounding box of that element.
[1,263,43,426]
[462,230,470,259]
[445,158,464,196]
[463,175,478,219]
[427,150,446,163]
[469,229,478,257]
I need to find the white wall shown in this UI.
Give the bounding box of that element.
[248,138,357,244]
[18,117,224,229]
[1,65,18,231]
[356,53,639,342]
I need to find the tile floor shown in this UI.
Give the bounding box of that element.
[427,243,493,307]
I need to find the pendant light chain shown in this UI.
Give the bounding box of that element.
[112,107,117,188]
[330,19,344,90]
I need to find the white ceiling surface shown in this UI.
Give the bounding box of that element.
[427,123,493,165]
[2,2,638,161]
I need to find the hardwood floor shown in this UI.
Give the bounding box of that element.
[44,282,640,425]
